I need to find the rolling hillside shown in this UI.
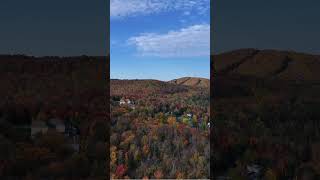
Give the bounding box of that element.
[211,49,320,101]
[213,49,320,82]
[111,77,209,98]
[212,49,320,179]
[111,79,188,97]
[169,77,210,88]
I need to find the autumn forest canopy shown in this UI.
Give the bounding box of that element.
[212,49,320,179]
[110,78,210,179]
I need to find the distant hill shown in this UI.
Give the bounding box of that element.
[111,77,209,98]
[168,77,210,88]
[111,79,190,97]
[213,49,320,82]
[211,49,320,101]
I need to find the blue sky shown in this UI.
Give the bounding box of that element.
[110,0,210,81]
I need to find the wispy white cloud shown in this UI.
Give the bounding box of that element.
[127,24,210,58]
[110,0,209,19]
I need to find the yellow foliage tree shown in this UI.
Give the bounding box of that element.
[167,116,177,126]
[110,151,117,165]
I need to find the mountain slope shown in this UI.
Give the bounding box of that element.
[211,49,320,101]
[110,79,190,97]
[169,77,210,88]
[213,49,320,82]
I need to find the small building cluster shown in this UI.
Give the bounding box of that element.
[119,97,135,109]
[31,118,80,152]
[119,98,133,105]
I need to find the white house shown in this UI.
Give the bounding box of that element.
[119,98,134,106]
[119,99,126,105]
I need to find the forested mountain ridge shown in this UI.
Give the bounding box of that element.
[169,77,210,88]
[212,49,320,179]
[212,49,320,101]
[111,78,209,97]
[213,48,320,82]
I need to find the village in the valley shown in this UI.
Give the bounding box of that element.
[114,95,210,129]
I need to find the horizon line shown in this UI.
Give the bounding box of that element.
[2,47,319,58]
[110,76,210,82]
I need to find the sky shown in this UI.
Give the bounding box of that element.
[213,0,320,54]
[1,0,317,67]
[0,0,108,56]
[110,0,210,81]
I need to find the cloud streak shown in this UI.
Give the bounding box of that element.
[110,0,209,19]
[128,24,210,58]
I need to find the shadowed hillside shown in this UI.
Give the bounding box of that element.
[212,49,320,179]
[213,49,320,81]
[212,49,320,101]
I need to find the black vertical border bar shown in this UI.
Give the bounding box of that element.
[106,0,110,179]
[210,0,214,179]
